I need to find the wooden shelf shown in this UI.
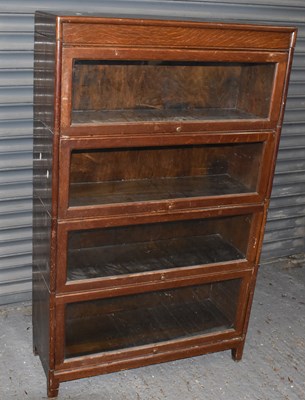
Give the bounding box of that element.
[67,233,244,281]
[72,108,258,125]
[69,174,250,207]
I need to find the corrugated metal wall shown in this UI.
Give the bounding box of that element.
[0,0,304,304]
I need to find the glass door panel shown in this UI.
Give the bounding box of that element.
[65,278,241,358]
[67,214,251,281]
[71,60,275,125]
[69,142,263,208]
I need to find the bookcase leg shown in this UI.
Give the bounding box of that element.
[47,374,59,398]
[231,342,245,362]
[33,345,39,356]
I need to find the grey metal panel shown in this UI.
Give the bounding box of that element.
[279,134,305,148]
[0,0,304,21]
[290,67,305,81]
[0,53,33,69]
[293,53,305,68]
[0,239,32,258]
[0,184,32,200]
[0,0,304,304]
[261,238,305,259]
[275,159,305,174]
[0,266,32,287]
[263,226,305,245]
[268,204,305,220]
[0,254,32,270]
[0,138,32,152]
[0,105,33,120]
[285,97,305,110]
[0,87,33,104]
[282,123,305,134]
[0,170,32,185]
[0,212,32,229]
[0,151,33,169]
[0,70,33,86]
[0,199,32,214]
[0,120,33,138]
[272,183,305,197]
[273,168,305,182]
[281,109,305,123]
[0,226,32,242]
[0,14,34,31]
[269,194,305,209]
[288,83,305,97]
[0,33,34,51]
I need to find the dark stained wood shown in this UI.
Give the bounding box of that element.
[33,11,297,397]
[55,336,243,381]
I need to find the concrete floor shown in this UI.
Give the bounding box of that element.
[0,255,304,400]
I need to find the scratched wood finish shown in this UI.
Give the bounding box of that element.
[60,18,295,50]
[32,11,296,398]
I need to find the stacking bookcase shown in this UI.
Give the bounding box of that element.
[32,11,296,397]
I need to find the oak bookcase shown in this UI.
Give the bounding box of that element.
[32,11,296,397]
